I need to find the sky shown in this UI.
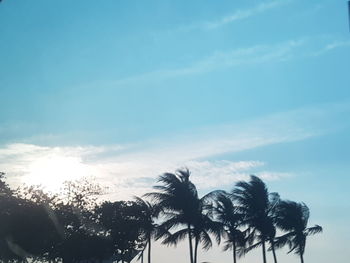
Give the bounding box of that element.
[0,0,350,262]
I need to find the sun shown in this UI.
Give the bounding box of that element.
[24,154,89,192]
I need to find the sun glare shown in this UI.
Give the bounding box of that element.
[24,155,89,192]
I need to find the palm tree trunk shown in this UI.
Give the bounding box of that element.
[194,237,199,263]
[188,224,194,263]
[141,251,144,263]
[233,241,237,263]
[262,240,267,263]
[147,235,151,263]
[271,241,277,263]
[299,250,304,263]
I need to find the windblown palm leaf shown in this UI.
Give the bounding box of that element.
[232,175,280,263]
[274,200,322,263]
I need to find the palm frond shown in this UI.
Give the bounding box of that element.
[222,240,233,252]
[305,225,323,235]
[274,232,295,249]
[161,228,188,246]
[244,241,262,253]
[199,231,213,251]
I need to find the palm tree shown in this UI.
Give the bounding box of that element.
[274,200,322,263]
[192,211,222,263]
[161,191,222,263]
[133,197,161,263]
[212,192,245,263]
[245,192,280,263]
[145,169,198,263]
[146,169,222,263]
[232,175,279,263]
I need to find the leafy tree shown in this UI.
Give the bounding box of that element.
[274,200,322,263]
[61,178,104,210]
[0,179,61,263]
[0,172,12,197]
[0,170,324,263]
[0,173,23,262]
[7,199,60,261]
[16,184,64,260]
[97,201,146,263]
[57,227,112,263]
[53,179,108,263]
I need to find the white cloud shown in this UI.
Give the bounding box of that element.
[177,0,293,32]
[104,39,305,89]
[186,160,265,189]
[312,40,350,56]
[256,171,293,181]
[1,102,347,199]
[186,161,293,190]
[76,36,349,91]
[204,0,292,30]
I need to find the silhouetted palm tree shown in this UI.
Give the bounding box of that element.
[161,191,222,263]
[232,175,279,263]
[213,192,245,263]
[146,169,198,263]
[274,200,322,263]
[244,192,280,263]
[164,192,223,263]
[146,169,222,263]
[133,196,161,263]
[192,209,222,263]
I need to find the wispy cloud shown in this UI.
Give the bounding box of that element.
[185,160,293,190]
[101,39,305,89]
[312,40,350,56]
[170,39,304,74]
[89,36,350,90]
[178,0,293,32]
[61,33,350,94]
[204,0,292,30]
[1,101,348,199]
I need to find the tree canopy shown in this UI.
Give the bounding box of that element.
[0,171,322,263]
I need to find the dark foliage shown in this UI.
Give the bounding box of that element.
[0,171,322,263]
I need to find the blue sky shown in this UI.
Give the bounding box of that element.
[0,0,350,262]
